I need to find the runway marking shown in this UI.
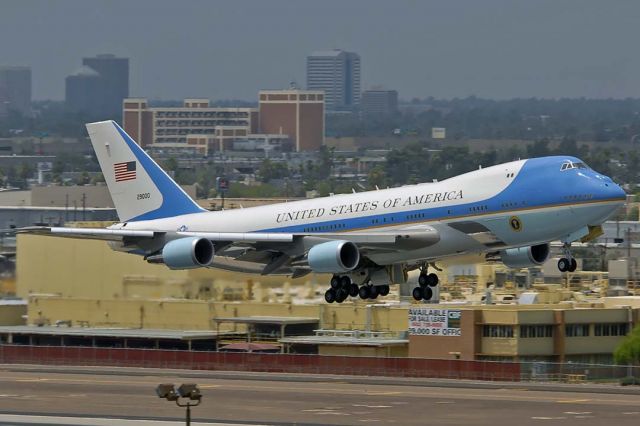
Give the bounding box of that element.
[564,411,592,415]
[365,391,401,396]
[531,417,567,420]
[623,412,640,415]
[352,404,392,409]
[556,399,590,403]
[0,414,253,425]
[435,401,455,404]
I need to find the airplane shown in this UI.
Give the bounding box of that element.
[21,120,627,304]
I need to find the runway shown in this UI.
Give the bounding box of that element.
[0,365,638,425]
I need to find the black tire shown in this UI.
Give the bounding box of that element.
[379,285,390,296]
[412,287,423,301]
[558,258,569,272]
[340,276,351,288]
[349,283,359,297]
[336,288,348,303]
[359,286,370,299]
[324,288,336,303]
[418,273,428,287]
[427,273,439,287]
[423,286,433,301]
[369,286,379,299]
[569,258,577,272]
[330,276,340,289]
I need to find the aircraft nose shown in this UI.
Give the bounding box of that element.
[609,182,627,200]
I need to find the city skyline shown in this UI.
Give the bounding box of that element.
[2,0,640,101]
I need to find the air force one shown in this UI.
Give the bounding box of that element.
[22,120,627,303]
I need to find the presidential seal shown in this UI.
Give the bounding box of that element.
[509,216,522,232]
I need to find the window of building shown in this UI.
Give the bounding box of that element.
[594,323,628,337]
[565,324,590,337]
[520,325,553,338]
[482,325,514,338]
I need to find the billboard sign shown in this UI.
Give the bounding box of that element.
[408,308,461,336]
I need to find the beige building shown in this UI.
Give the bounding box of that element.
[123,98,258,153]
[409,305,639,363]
[15,234,640,361]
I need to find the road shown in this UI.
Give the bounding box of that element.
[0,365,638,425]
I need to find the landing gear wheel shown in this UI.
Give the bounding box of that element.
[324,288,336,303]
[379,285,390,296]
[418,273,428,287]
[412,287,423,301]
[340,276,351,288]
[427,273,439,287]
[336,288,348,303]
[369,286,379,299]
[422,286,433,301]
[359,286,370,300]
[330,276,340,289]
[569,258,577,272]
[558,258,570,272]
[348,283,359,297]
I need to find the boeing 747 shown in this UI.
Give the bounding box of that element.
[22,121,627,303]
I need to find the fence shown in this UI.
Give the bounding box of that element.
[1,345,638,383]
[0,345,520,381]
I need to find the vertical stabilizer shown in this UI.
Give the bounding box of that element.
[86,120,205,222]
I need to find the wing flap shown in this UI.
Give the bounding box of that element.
[19,226,157,241]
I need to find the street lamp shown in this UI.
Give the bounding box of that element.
[156,383,202,425]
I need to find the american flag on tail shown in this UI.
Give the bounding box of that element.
[114,161,136,182]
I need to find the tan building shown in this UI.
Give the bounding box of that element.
[123,98,258,152]
[408,305,639,363]
[258,90,324,151]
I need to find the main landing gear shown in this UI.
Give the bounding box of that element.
[412,269,439,301]
[557,243,577,273]
[324,275,390,304]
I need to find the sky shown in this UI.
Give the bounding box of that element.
[2,0,640,101]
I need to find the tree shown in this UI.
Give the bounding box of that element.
[614,324,640,365]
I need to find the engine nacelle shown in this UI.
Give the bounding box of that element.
[308,240,360,273]
[500,243,550,269]
[162,237,214,270]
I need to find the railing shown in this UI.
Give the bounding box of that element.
[0,345,637,383]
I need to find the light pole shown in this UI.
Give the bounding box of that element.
[156,383,202,426]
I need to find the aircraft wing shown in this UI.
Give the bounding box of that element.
[19,225,440,275]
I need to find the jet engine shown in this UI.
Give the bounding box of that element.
[161,237,214,269]
[308,240,360,273]
[500,243,550,269]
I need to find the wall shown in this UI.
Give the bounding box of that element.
[0,304,26,326]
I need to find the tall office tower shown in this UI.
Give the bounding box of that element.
[0,66,32,117]
[66,54,129,118]
[306,49,360,112]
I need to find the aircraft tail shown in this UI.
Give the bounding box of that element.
[86,120,205,222]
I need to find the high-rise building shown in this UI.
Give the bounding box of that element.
[0,66,32,117]
[306,50,360,112]
[259,89,324,151]
[65,54,128,118]
[361,89,398,116]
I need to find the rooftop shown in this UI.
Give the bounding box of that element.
[0,326,238,341]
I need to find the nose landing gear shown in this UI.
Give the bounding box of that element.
[557,243,577,273]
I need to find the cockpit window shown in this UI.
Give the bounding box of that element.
[560,161,589,171]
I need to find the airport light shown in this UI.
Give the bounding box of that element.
[156,383,202,425]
